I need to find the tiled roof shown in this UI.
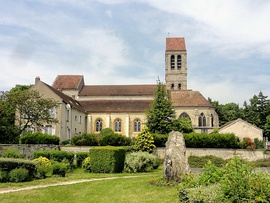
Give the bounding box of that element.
[79,100,153,112]
[170,90,212,107]
[44,83,85,112]
[166,37,186,51]
[52,75,84,90]
[79,85,157,96]
[219,118,262,131]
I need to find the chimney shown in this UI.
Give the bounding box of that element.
[35,76,40,85]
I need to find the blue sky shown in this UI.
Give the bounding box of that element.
[1,0,270,105]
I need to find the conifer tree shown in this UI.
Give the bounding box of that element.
[146,80,176,134]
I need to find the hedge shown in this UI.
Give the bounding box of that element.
[20,132,60,145]
[0,158,37,177]
[71,133,98,146]
[99,133,132,146]
[33,150,74,164]
[76,152,89,167]
[89,146,126,173]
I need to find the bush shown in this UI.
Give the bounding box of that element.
[0,158,36,177]
[239,137,255,150]
[33,150,74,165]
[124,151,160,173]
[188,155,226,168]
[51,161,68,177]
[60,140,71,145]
[0,170,9,182]
[134,128,156,153]
[1,147,23,158]
[89,146,126,173]
[82,157,91,172]
[99,128,114,137]
[76,152,89,167]
[9,168,30,182]
[152,133,168,147]
[184,132,239,148]
[254,138,264,149]
[99,132,132,146]
[20,132,60,145]
[33,156,52,179]
[71,133,98,146]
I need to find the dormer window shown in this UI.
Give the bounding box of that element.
[177,55,181,70]
[170,55,175,70]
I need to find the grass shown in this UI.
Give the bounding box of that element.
[0,167,179,203]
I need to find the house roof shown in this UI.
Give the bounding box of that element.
[79,85,157,96]
[170,90,212,107]
[219,118,262,131]
[79,100,152,113]
[52,75,84,90]
[44,82,85,112]
[166,37,186,51]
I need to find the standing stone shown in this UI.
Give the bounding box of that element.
[164,131,190,182]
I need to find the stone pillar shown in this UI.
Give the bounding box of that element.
[125,114,130,137]
[87,115,92,133]
[106,114,111,128]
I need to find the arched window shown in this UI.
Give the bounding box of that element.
[171,83,175,90]
[95,119,103,132]
[177,55,181,70]
[178,83,181,90]
[198,113,206,127]
[171,55,175,70]
[134,119,141,132]
[179,112,190,120]
[211,114,214,127]
[114,119,122,132]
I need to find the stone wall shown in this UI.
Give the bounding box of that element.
[0,144,59,159]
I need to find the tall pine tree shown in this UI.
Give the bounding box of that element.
[146,80,175,134]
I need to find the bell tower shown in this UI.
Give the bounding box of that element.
[165,37,187,90]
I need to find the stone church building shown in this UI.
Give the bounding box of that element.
[33,37,219,141]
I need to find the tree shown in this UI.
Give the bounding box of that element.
[146,81,175,134]
[172,118,194,134]
[7,89,59,134]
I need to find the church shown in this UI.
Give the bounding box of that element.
[33,37,219,141]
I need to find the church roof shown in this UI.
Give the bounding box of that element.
[166,37,186,51]
[79,100,152,112]
[170,90,212,107]
[52,75,84,90]
[79,85,157,96]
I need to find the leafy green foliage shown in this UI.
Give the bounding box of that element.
[33,156,52,179]
[51,161,68,177]
[152,133,168,147]
[0,170,9,182]
[82,157,91,172]
[89,146,126,173]
[146,81,175,134]
[20,132,60,144]
[33,150,74,165]
[71,133,98,146]
[1,146,23,158]
[9,168,30,182]
[172,118,193,133]
[124,151,160,173]
[99,131,132,146]
[188,155,226,168]
[134,128,156,153]
[76,152,89,167]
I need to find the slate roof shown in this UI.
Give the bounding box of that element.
[166,37,186,51]
[43,82,85,112]
[79,100,152,113]
[170,90,212,107]
[52,75,84,90]
[79,85,157,96]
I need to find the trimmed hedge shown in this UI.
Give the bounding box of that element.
[71,133,98,146]
[184,132,239,148]
[152,133,168,147]
[0,158,37,177]
[33,150,74,164]
[89,146,126,173]
[20,132,60,145]
[99,133,132,146]
[76,152,89,167]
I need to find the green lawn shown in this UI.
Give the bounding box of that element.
[0,168,179,203]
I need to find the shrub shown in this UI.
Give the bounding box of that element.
[1,147,23,158]
[71,133,98,146]
[33,150,74,165]
[188,155,226,168]
[0,170,9,182]
[0,158,36,177]
[60,140,71,145]
[89,146,126,173]
[124,151,160,173]
[20,132,59,145]
[76,152,89,167]
[51,161,68,177]
[239,137,255,150]
[134,128,156,153]
[99,132,132,146]
[152,133,168,147]
[33,156,52,179]
[82,157,91,172]
[99,128,114,137]
[254,138,264,149]
[9,168,30,182]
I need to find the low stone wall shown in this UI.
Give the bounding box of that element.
[60,146,92,153]
[0,144,59,159]
[155,148,270,162]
